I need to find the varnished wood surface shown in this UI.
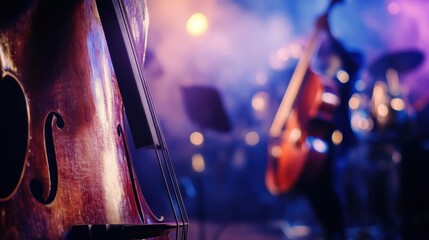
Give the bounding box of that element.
[265,70,334,194]
[0,0,160,238]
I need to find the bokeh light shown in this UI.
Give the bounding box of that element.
[332,130,343,145]
[186,12,208,36]
[190,131,204,146]
[192,154,205,172]
[251,92,269,111]
[388,2,401,15]
[245,131,260,146]
[391,97,405,111]
[336,70,350,84]
[349,93,361,110]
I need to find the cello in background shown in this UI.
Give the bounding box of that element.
[266,0,346,194]
[0,0,188,239]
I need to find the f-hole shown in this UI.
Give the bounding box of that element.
[30,112,64,204]
[0,75,28,200]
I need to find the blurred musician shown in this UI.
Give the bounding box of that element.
[306,16,362,239]
[267,11,362,239]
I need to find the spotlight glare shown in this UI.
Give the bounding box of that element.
[186,13,208,36]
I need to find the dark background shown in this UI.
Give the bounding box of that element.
[136,0,429,239]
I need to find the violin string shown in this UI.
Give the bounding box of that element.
[161,145,190,239]
[117,0,188,236]
[133,4,189,233]
[115,0,179,227]
[143,85,189,238]
[116,0,180,226]
[141,69,189,231]
[141,41,189,240]
[150,107,190,232]
[139,68,189,227]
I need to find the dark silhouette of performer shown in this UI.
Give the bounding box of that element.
[303,15,361,239]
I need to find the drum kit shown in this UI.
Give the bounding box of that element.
[345,49,425,233]
[351,49,424,138]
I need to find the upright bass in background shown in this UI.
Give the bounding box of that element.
[266,0,361,238]
[0,0,188,239]
[265,0,345,195]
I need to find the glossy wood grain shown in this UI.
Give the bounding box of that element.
[0,0,162,238]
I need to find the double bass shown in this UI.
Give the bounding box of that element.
[0,0,188,239]
[266,0,348,195]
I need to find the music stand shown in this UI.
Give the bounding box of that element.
[181,85,232,240]
[181,85,232,132]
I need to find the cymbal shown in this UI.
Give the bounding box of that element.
[369,49,424,77]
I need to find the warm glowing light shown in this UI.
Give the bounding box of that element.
[359,118,374,131]
[388,2,400,15]
[377,104,389,117]
[373,82,386,101]
[322,92,340,106]
[386,68,401,96]
[270,145,282,158]
[336,70,349,84]
[186,13,208,36]
[332,130,343,145]
[349,94,361,110]
[277,47,290,61]
[0,45,17,72]
[351,112,374,132]
[289,128,302,143]
[245,131,260,146]
[190,131,204,145]
[289,43,302,58]
[192,154,205,172]
[252,92,268,111]
[255,72,268,85]
[391,98,405,111]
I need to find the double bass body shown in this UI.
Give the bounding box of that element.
[265,0,346,195]
[0,0,166,238]
[266,69,340,194]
